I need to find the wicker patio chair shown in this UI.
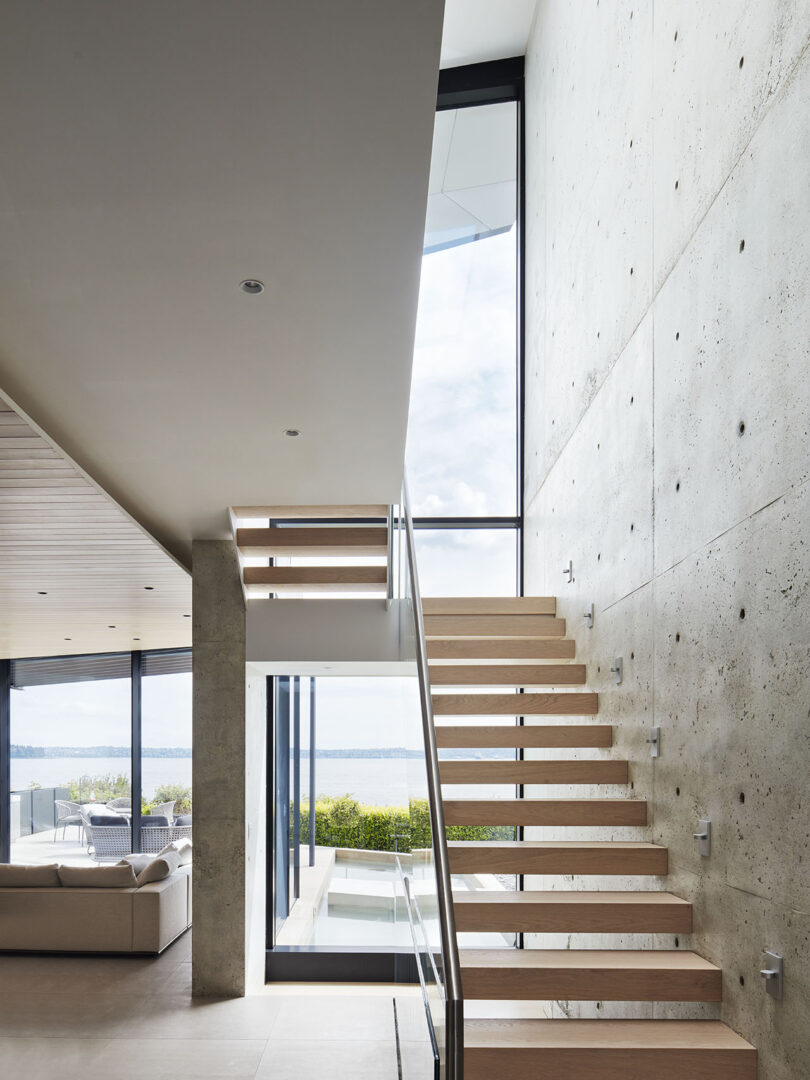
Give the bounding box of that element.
[147,800,176,823]
[54,799,84,841]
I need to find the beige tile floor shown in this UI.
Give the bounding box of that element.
[0,933,424,1079]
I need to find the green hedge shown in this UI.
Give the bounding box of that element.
[298,795,513,853]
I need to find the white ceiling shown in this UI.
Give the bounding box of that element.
[0,1,444,568]
[440,0,537,68]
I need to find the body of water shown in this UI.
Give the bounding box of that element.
[10,756,502,805]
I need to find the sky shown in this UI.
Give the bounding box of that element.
[11,673,191,748]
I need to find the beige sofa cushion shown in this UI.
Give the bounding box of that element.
[0,863,61,887]
[59,864,138,888]
[121,854,153,875]
[135,850,181,887]
[157,838,192,866]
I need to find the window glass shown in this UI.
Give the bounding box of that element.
[10,676,131,865]
[407,102,518,518]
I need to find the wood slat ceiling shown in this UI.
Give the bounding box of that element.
[0,396,191,659]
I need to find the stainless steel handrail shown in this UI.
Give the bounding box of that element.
[401,475,464,1079]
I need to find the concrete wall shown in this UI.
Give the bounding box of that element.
[523,3,810,1075]
[191,539,247,996]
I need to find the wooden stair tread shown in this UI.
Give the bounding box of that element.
[463,1019,756,1080]
[432,692,598,716]
[460,948,715,1001]
[424,614,566,638]
[442,798,647,826]
[244,565,386,591]
[460,948,711,971]
[422,597,556,615]
[235,525,387,556]
[427,639,576,660]
[447,840,667,875]
[464,1017,754,1048]
[436,724,611,748]
[429,664,586,686]
[456,891,689,908]
[439,759,628,784]
[455,892,691,933]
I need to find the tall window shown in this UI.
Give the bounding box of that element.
[3,649,191,865]
[408,94,521,595]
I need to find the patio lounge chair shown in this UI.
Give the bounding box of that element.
[85,823,192,861]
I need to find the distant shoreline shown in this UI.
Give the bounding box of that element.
[10,746,501,760]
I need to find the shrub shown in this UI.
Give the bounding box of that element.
[297,795,512,853]
[148,783,192,814]
[66,773,131,804]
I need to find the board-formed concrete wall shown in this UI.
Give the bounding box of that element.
[523,3,810,1074]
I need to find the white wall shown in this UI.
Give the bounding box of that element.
[523,3,810,1073]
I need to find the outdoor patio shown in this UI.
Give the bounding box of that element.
[11,826,96,867]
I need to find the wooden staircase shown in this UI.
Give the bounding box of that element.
[232,504,390,597]
[429,595,756,1080]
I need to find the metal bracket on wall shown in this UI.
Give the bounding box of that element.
[563,560,573,583]
[760,951,784,1001]
[584,603,594,628]
[693,819,711,857]
[647,726,661,758]
[610,657,623,685]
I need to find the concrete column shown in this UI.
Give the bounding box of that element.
[191,539,246,997]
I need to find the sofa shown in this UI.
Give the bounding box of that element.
[0,862,192,954]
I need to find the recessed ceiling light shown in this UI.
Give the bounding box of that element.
[283,428,302,438]
[144,586,154,591]
[108,625,116,629]
[64,637,72,641]
[240,279,264,295]
[38,590,48,595]
[133,637,141,641]
[183,614,191,618]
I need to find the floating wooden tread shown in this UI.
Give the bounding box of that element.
[460,948,715,1000]
[422,597,556,615]
[432,692,598,716]
[443,798,647,827]
[464,1019,756,1080]
[243,565,386,592]
[439,759,628,785]
[427,638,576,660]
[429,663,586,686]
[435,724,612,749]
[233,504,388,519]
[454,892,692,933]
[235,526,387,557]
[424,614,565,638]
[447,840,667,875]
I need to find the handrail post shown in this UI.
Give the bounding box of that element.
[401,475,464,1079]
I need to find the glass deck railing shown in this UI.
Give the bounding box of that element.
[391,477,463,1080]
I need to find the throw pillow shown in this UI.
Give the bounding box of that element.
[135,849,182,887]
[156,838,192,866]
[141,815,169,828]
[120,854,153,875]
[0,863,61,887]
[58,864,138,888]
[174,814,192,826]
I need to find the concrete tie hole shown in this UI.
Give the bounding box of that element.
[676,481,681,491]
[739,792,745,804]
[739,607,746,620]
[739,238,745,253]
[739,55,744,69]
[676,330,680,340]
[738,420,746,435]
[675,788,680,797]
[675,632,681,642]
